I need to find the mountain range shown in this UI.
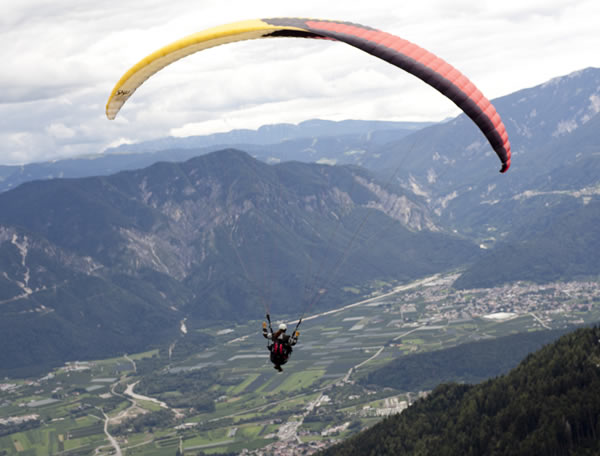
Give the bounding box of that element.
[375,68,600,238]
[0,119,430,193]
[1,67,599,373]
[0,150,477,374]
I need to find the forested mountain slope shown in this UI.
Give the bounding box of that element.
[321,326,600,456]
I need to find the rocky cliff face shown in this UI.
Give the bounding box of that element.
[72,150,441,284]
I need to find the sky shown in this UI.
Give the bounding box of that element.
[1,0,599,166]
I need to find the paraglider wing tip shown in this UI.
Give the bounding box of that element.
[500,162,510,173]
[105,102,119,120]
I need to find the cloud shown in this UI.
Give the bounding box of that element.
[1,0,599,165]
[46,122,76,140]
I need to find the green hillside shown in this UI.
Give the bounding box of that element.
[454,200,600,289]
[361,328,573,392]
[321,326,600,456]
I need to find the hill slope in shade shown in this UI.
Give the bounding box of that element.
[321,326,600,456]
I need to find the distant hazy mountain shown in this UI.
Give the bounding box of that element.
[105,118,431,155]
[0,119,430,193]
[0,149,477,373]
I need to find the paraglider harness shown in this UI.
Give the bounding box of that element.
[271,340,289,364]
[265,314,301,366]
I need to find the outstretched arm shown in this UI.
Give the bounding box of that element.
[290,331,300,345]
[262,321,271,339]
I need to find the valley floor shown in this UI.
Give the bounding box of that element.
[1,273,599,455]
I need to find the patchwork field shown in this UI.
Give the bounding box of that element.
[2,273,599,455]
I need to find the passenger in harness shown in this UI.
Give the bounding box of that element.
[262,318,299,372]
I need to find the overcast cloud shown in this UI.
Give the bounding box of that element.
[1,0,599,165]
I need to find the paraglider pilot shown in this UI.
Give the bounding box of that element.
[263,315,299,372]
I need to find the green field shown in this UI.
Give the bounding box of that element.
[2,274,599,455]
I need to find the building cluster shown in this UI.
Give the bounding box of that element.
[243,438,332,455]
[0,383,19,392]
[0,414,39,426]
[391,279,600,325]
[62,361,92,372]
[361,396,408,417]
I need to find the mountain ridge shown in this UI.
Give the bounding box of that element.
[0,149,478,373]
[0,119,431,193]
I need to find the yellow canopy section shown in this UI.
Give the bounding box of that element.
[105,19,305,119]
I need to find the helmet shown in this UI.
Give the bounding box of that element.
[279,323,287,331]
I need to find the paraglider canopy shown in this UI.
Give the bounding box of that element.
[106,18,511,173]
